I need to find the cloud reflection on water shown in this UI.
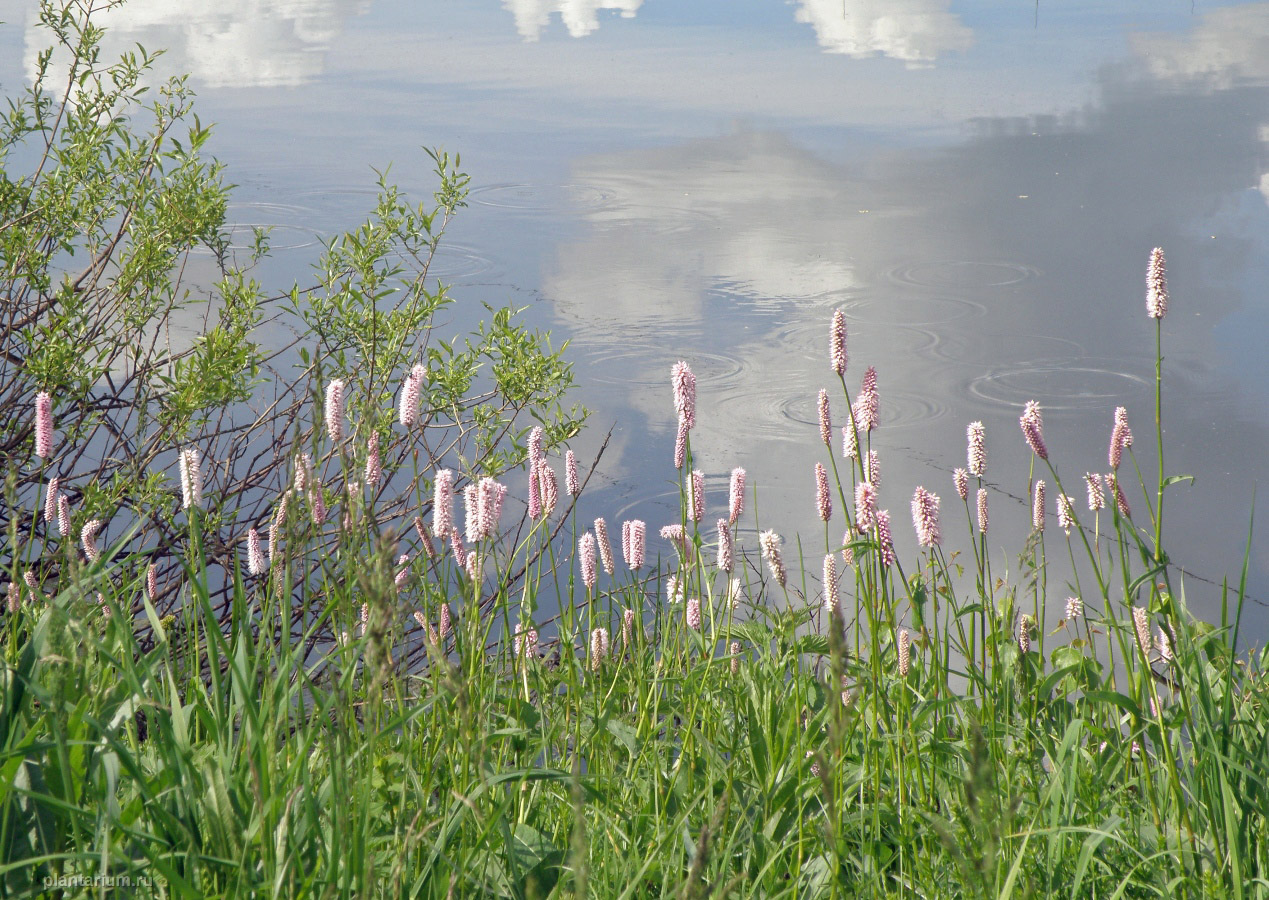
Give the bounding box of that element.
[793,0,972,66]
[503,0,641,40]
[21,0,369,88]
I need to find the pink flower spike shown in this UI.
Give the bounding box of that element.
[1147,247,1168,319]
[624,519,646,570]
[854,482,878,534]
[1032,480,1046,533]
[43,477,59,523]
[841,533,855,567]
[395,555,411,589]
[34,391,53,460]
[853,367,879,433]
[818,389,832,447]
[623,608,637,647]
[660,523,689,555]
[728,468,745,525]
[953,468,968,502]
[82,519,103,563]
[1108,472,1131,518]
[815,462,832,522]
[1065,597,1083,620]
[1132,606,1151,657]
[57,494,70,537]
[686,598,702,631]
[1019,401,1048,461]
[841,423,858,460]
[324,379,345,444]
[716,519,733,573]
[539,462,559,516]
[580,533,597,590]
[450,530,467,570]
[866,450,880,487]
[1085,473,1105,512]
[830,309,848,376]
[674,419,688,470]
[464,484,480,544]
[823,553,840,614]
[364,433,381,487]
[1109,406,1133,470]
[247,528,266,575]
[478,477,506,539]
[591,627,610,669]
[689,469,705,523]
[566,450,580,497]
[976,488,989,535]
[672,361,696,430]
[439,602,452,641]
[594,518,615,575]
[1057,493,1075,534]
[911,487,941,548]
[967,421,986,477]
[759,530,786,587]
[898,629,911,676]
[146,562,158,602]
[179,446,203,510]
[398,364,425,427]
[433,469,454,539]
[309,481,326,525]
[876,510,895,567]
[413,516,436,558]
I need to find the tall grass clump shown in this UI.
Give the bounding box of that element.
[4,4,1269,898]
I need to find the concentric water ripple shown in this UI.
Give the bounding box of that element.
[885,260,1040,290]
[201,201,325,253]
[581,344,750,388]
[710,382,950,443]
[968,358,1154,411]
[835,294,989,326]
[470,182,618,214]
[423,242,496,279]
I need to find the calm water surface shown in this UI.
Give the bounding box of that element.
[4,0,1269,636]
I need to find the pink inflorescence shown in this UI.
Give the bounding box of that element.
[823,553,840,614]
[818,389,832,447]
[830,309,848,376]
[911,487,941,548]
[1107,472,1131,518]
[815,462,832,522]
[81,519,103,563]
[967,421,986,477]
[1018,615,1033,655]
[270,492,290,560]
[579,533,598,591]
[146,562,158,603]
[566,450,580,497]
[875,510,896,567]
[309,480,326,525]
[953,468,968,502]
[539,463,559,516]
[976,488,989,535]
[854,482,878,534]
[57,494,70,537]
[759,530,786,588]
[853,367,879,433]
[594,517,615,575]
[686,597,702,631]
[1019,401,1048,461]
[433,469,454,539]
[179,447,203,510]
[897,629,911,677]
[479,477,507,539]
[672,361,696,430]
[588,629,609,670]
[1032,480,1046,533]
[1057,493,1076,534]
[623,607,637,647]
[527,426,544,518]
[689,469,705,523]
[324,379,345,444]
[414,515,436,558]
[673,419,688,470]
[364,433,382,487]
[866,450,880,488]
[1085,472,1105,511]
[399,364,425,428]
[842,424,858,460]
[716,519,733,573]
[247,527,266,575]
[1147,247,1168,319]
[1065,596,1083,620]
[623,519,646,570]
[44,477,59,523]
[728,467,745,525]
[1109,406,1133,470]
[34,391,53,460]
[395,555,411,589]
[1132,606,1151,657]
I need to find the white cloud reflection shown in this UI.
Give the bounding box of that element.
[503,0,642,41]
[793,0,972,66]
[1130,4,1269,88]
[22,0,369,88]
